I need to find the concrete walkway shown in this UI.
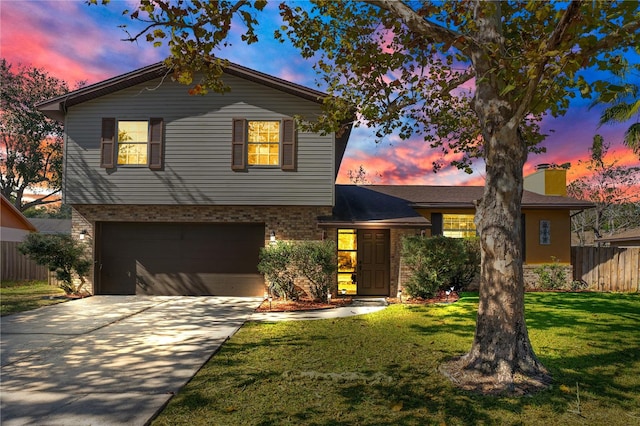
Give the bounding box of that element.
[0,296,262,426]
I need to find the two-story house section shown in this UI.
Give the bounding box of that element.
[38,61,351,297]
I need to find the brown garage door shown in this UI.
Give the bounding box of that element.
[96,222,265,296]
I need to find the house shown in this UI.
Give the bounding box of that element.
[322,169,593,295]
[596,228,640,247]
[37,61,351,296]
[0,195,37,242]
[37,61,592,297]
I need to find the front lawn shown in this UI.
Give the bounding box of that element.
[153,292,640,425]
[0,280,67,316]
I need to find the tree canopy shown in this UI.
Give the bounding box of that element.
[0,59,70,211]
[98,0,640,393]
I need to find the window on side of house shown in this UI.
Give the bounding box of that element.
[247,120,280,166]
[231,118,296,171]
[101,117,163,170]
[442,214,477,238]
[117,120,149,165]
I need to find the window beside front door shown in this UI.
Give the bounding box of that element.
[337,229,357,295]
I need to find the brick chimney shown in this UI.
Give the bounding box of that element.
[523,163,568,196]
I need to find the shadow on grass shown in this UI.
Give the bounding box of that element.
[154,292,640,426]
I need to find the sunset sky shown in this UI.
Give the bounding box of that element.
[1,0,639,186]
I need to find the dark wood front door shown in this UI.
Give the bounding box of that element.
[357,229,390,296]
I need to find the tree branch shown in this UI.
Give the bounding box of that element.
[364,0,476,57]
[515,0,582,121]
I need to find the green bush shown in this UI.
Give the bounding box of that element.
[257,241,298,300]
[291,240,337,302]
[18,233,91,295]
[534,257,568,290]
[401,235,480,299]
[258,240,336,302]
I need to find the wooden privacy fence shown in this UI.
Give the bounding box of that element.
[1,241,50,282]
[572,246,640,292]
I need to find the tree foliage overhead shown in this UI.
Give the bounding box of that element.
[592,58,640,157]
[0,59,70,211]
[96,0,640,393]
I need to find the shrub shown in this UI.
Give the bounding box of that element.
[259,240,337,302]
[18,233,92,295]
[257,241,298,300]
[401,235,480,299]
[534,257,568,290]
[292,240,337,302]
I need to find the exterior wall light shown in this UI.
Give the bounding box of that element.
[270,230,276,243]
[79,230,88,240]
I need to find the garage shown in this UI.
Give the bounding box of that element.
[96,222,265,296]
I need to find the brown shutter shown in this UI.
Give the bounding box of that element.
[149,117,164,170]
[281,118,296,171]
[100,118,116,168]
[231,118,246,171]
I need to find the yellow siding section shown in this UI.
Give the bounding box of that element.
[543,169,567,196]
[523,209,571,264]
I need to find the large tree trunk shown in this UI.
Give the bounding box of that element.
[440,0,550,394]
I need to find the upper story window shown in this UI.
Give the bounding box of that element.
[118,121,149,165]
[443,214,476,238]
[247,121,280,166]
[231,118,296,172]
[100,117,163,170]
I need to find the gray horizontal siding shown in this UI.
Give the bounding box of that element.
[64,74,335,206]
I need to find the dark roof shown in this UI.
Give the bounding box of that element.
[29,218,72,235]
[36,60,329,122]
[319,185,431,228]
[356,185,595,209]
[596,228,640,244]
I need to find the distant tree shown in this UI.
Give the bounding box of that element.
[101,0,640,393]
[568,135,640,243]
[0,60,70,211]
[23,203,72,219]
[347,165,371,184]
[592,59,640,157]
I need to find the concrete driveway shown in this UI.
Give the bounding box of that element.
[0,295,262,426]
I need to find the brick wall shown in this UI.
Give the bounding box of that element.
[72,204,331,294]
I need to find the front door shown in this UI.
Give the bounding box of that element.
[357,229,390,296]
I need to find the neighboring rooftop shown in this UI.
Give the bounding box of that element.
[596,228,640,246]
[29,218,72,235]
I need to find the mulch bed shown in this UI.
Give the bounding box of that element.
[255,297,353,312]
[255,290,460,312]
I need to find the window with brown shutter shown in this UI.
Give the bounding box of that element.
[281,118,296,171]
[231,118,246,171]
[100,118,116,168]
[148,117,164,170]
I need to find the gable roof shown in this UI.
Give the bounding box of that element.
[36,60,329,122]
[0,195,37,232]
[356,185,595,210]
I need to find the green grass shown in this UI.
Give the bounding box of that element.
[0,280,67,316]
[153,292,640,426]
